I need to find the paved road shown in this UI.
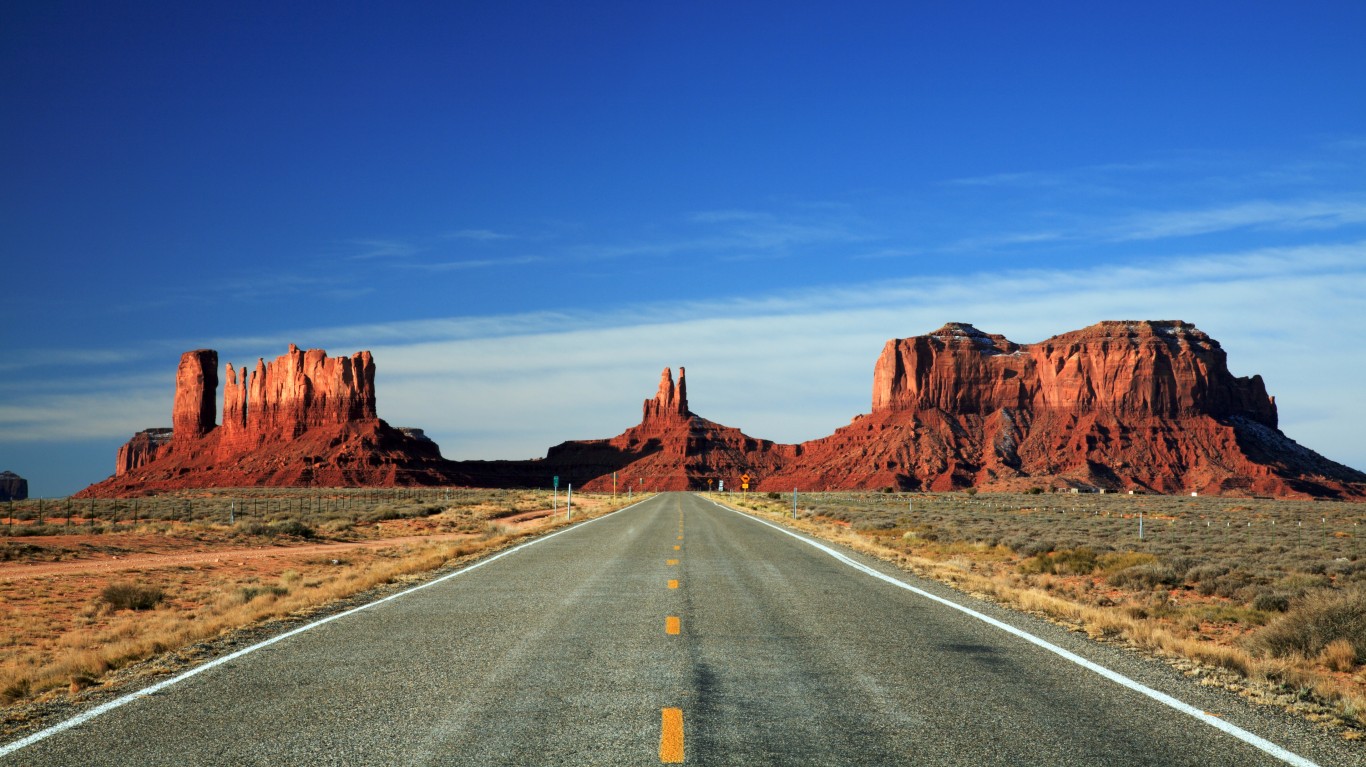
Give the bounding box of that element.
[2,493,1351,766]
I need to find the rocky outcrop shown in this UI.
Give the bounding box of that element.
[85,345,450,496]
[242,345,377,440]
[534,367,793,491]
[643,367,689,423]
[765,321,1362,497]
[870,321,1276,424]
[80,323,1366,500]
[116,428,173,476]
[539,323,1366,498]
[172,350,218,441]
[0,471,27,502]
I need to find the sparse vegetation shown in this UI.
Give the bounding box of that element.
[723,490,1366,733]
[0,487,645,731]
[100,583,165,611]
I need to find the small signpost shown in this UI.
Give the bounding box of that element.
[553,475,559,513]
[741,473,751,498]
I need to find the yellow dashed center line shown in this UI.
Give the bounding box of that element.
[660,707,684,763]
[660,507,688,761]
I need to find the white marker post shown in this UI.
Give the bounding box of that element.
[567,484,572,521]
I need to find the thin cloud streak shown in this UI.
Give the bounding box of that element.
[1111,199,1366,241]
[404,255,547,272]
[443,229,517,241]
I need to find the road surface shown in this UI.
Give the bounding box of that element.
[1,493,1351,766]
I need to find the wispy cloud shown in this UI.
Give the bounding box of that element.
[347,238,421,260]
[405,255,547,271]
[443,229,517,241]
[1109,199,1366,241]
[946,171,1067,188]
[579,208,874,262]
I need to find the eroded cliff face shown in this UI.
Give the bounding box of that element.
[543,367,793,491]
[642,366,689,423]
[90,345,446,496]
[242,345,377,440]
[772,321,1356,496]
[172,350,218,441]
[871,321,1276,425]
[83,323,1366,499]
[115,429,173,476]
[0,471,28,502]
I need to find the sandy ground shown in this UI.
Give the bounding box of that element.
[0,508,555,581]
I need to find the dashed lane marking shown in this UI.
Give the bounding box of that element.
[665,616,681,635]
[660,707,685,763]
[668,579,679,589]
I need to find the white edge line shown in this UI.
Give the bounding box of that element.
[712,499,1322,767]
[0,497,654,758]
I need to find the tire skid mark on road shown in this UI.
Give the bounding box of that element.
[711,499,1323,767]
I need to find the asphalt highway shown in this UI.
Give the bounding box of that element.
[2,492,1354,766]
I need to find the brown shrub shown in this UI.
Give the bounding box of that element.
[101,583,165,611]
[1319,638,1358,672]
[1253,588,1366,661]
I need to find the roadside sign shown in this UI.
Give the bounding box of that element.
[718,480,724,491]
[741,473,751,484]
[742,483,749,490]
[553,475,559,490]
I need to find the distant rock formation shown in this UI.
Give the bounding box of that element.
[509,323,1366,499]
[766,321,1363,496]
[643,366,689,423]
[0,471,28,502]
[540,367,792,492]
[80,345,450,497]
[116,428,173,476]
[77,323,1366,500]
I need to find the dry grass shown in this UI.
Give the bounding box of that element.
[721,490,1366,735]
[0,488,644,722]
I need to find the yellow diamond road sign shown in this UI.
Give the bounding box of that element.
[740,473,751,484]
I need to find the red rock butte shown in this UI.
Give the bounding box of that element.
[79,323,1366,499]
[84,345,449,496]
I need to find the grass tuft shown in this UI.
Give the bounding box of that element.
[101,583,165,611]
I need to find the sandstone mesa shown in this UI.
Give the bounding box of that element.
[79,323,1366,499]
[0,471,27,502]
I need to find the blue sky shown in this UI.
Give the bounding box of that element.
[3,2,1365,496]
